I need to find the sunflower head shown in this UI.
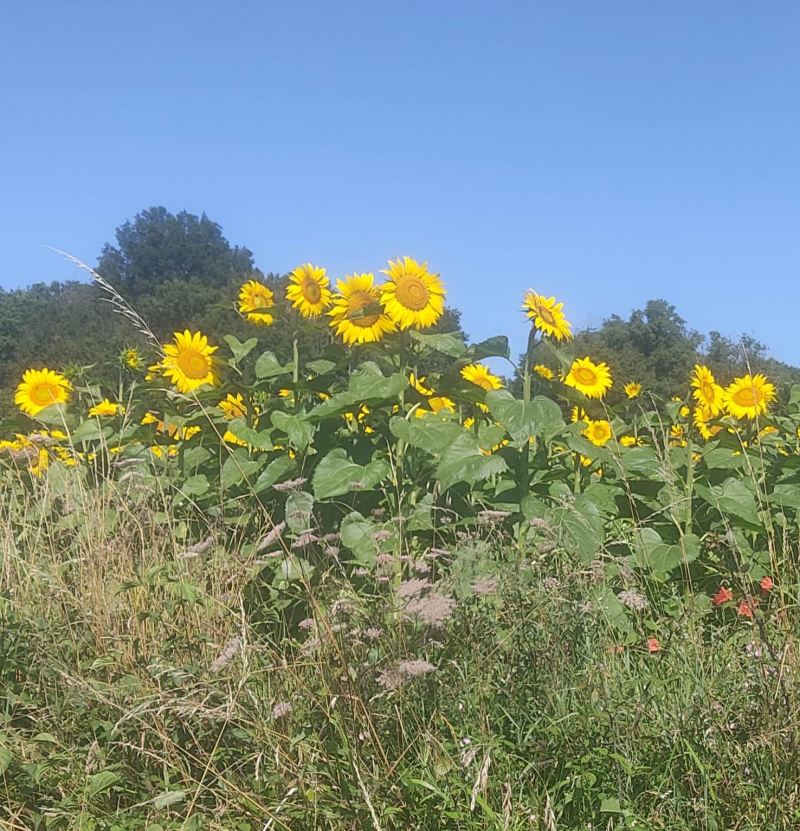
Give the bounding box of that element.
[328,273,396,345]
[161,330,218,394]
[522,290,572,342]
[571,406,588,425]
[14,368,72,416]
[409,373,434,396]
[218,393,248,420]
[691,365,724,415]
[286,263,332,318]
[584,419,613,447]
[534,364,554,380]
[238,280,276,326]
[460,363,503,392]
[564,357,612,399]
[88,398,123,418]
[380,257,445,330]
[723,374,776,420]
[624,382,642,399]
[119,347,143,371]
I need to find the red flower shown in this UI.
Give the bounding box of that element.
[737,601,753,618]
[760,576,774,592]
[647,637,661,653]
[712,586,733,606]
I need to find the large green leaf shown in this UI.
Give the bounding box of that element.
[312,448,391,500]
[254,350,293,379]
[223,335,258,364]
[618,446,664,479]
[71,420,113,444]
[221,450,262,488]
[632,528,700,579]
[340,511,385,566]
[436,433,508,491]
[409,330,467,357]
[469,335,511,361]
[271,411,315,450]
[227,418,272,450]
[698,478,764,531]
[550,493,604,562]
[311,367,407,420]
[390,417,465,455]
[485,390,564,445]
[254,456,296,493]
[285,490,314,533]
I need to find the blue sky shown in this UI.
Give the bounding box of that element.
[2,2,799,363]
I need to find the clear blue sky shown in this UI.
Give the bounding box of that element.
[2,2,799,363]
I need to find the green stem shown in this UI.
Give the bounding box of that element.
[292,335,299,385]
[684,434,694,534]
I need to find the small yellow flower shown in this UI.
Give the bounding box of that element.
[238,280,276,326]
[564,357,612,399]
[534,364,554,380]
[380,257,445,330]
[409,373,434,396]
[723,374,776,420]
[88,398,123,418]
[461,364,503,392]
[218,393,248,420]
[286,263,332,318]
[624,382,641,399]
[522,291,572,341]
[583,419,613,447]
[15,368,72,416]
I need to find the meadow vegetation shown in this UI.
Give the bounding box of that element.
[2,252,800,829]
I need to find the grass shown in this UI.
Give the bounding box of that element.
[2,464,799,830]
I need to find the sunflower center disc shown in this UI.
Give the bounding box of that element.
[303,280,322,304]
[734,387,756,407]
[179,350,209,379]
[538,306,556,325]
[396,277,430,311]
[701,382,714,402]
[348,292,380,327]
[32,384,56,405]
[251,293,268,309]
[576,368,597,385]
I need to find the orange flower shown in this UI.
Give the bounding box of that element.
[737,601,753,618]
[760,576,774,592]
[712,586,733,606]
[647,637,660,653]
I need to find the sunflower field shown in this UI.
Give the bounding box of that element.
[2,258,800,829]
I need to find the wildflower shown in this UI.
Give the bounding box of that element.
[238,279,275,326]
[404,593,456,627]
[377,659,436,690]
[624,382,641,399]
[564,357,612,399]
[472,576,499,596]
[760,576,774,592]
[477,509,511,523]
[380,257,445,330]
[396,578,432,600]
[15,368,72,416]
[723,374,776,420]
[647,637,661,653]
[273,477,309,492]
[161,330,218,393]
[618,590,648,611]
[737,601,753,618]
[712,586,734,605]
[271,701,293,720]
[88,398,123,417]
[286,263,332,317]
[461,363,503,392]
[521,290,572,341]
[328,273,396,345]
[256,521,286,551]
[209,637,241,673]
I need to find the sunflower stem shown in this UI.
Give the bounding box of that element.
[684,434,694,535]
[292,335,299,385]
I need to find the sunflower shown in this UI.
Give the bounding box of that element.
[723,374,776,420]
[409,373,434,396]
[161,330,218,394]
[328,273,396,345]
[286,263,332,318]
[691,365,724,415]
[522,291,572,342]
[534,364,554,380]
[564,357,612,399]
[619,435,642,447]
[380,257,445,330]
[238,280,276,326]
[15,368,72,416]
[670,424,686,446]
[584,419,612,447]
[461,364,503,392]
[693,405,723,441]
[624,382,641,399]
[428,396,456,415]
[88,398,123,417]
[120,347,143,370]
[218,393,248,420]
[571,406,588,424]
